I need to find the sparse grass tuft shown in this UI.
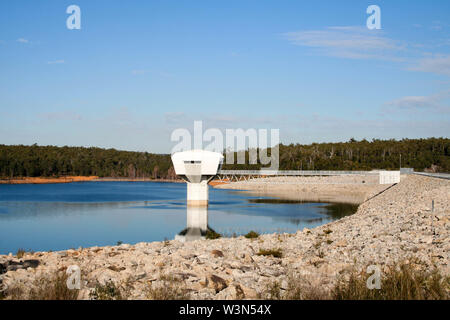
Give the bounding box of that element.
[261,280,282,300]
[244,231,260,239]
[206,230,222,240]
[90,281,123,300]
[1,286,24,300]
[146,274,190,300]
[28,272,79,300]
[16,248,26,259]
[262,260,450,300]
[163,238,170,246]
[261,276,329,300]
[323,229,333,235]
[332,262,450,300]
[257,248,282,258]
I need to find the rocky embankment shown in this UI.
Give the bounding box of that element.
[0,175,448,299]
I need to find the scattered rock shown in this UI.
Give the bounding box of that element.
[211,250,224,258]
[108,265,126,272]
[208,274,228,293]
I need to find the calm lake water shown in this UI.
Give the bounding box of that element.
[0,182,358,254]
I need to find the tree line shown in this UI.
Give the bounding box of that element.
[222,138,450,172]
[0,144,175,179]
[0,138,449,178]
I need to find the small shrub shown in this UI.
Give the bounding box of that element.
[257,248,282,258]
[244,231,260,239]
[317,250,325,258]
[116,241,123,246]
[326,240,334,245]
[206,230,222,240]
[146,275,190,300]
[323,229,333,235]
[313,240,322,249]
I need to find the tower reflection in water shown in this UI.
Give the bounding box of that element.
[175,206,216,242]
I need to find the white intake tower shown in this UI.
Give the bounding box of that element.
[171,150,224,206]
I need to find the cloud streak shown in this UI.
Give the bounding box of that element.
[383,90,450,114]
[283,26,404,61]
[16,38,29,44]
[409,54,450,76]
[38,111,82,121]
[47,60,65,65]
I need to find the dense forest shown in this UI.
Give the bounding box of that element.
[222,137,450,172]
[0,144,175,179]
[0,138,449,178]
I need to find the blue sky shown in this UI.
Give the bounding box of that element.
[0,0,449,153]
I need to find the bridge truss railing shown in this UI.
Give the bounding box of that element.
[412,172,450,180]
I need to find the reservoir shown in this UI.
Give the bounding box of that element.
[0,182,358,254]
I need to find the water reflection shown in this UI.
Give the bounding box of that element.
[175,206,211,242]
[174,199,359,242]
[0,182,360,252]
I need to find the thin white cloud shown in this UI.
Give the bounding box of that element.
[159,71,174,78]
[16,38,29,44]
[164,112,186,124]
[47,60,65,65]
[430,21,445,31]
[283,26,403,61]
[131,69,148,75]
[386,96,437,110]
[38,111,82,121]
[383,90,450,114]
[409,54,450,76]
[132,69,174,78]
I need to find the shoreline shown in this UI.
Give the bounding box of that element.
[0,176,183,184]
[213,175,392,204]
[0,175,448,299]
